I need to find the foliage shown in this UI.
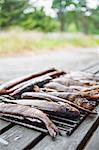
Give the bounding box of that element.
[0,0,99,34]
[52,0,99,34]
[0,0,58,32]
[19,8,58,32]
[0,0,29,28]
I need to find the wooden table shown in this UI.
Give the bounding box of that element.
[0,62,99,150]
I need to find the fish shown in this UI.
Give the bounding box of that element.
[64,71,99,81]
[1,98,80,119]
[10,77,52,99]
[9,71,65,99]
[81,90,99,100]
[44,81,99,101]
[78,85,99,100]
[44,82,77,92]
[46,92,96,110]
[44,82,90,93]
[0,69,65,96]
[0,103,59,138]
[21,92,97,114]
[52,77,97,86]
[0,68,57,93]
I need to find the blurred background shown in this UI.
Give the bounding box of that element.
[0,0,99,81]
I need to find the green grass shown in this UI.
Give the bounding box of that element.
[0,30,98,56]
[69,36,98,47]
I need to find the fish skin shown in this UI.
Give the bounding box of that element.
[65,71,99,81]
[1,98,80,119]
[47,92,96,110]
[44,82,76,92]
[21,92,97,114]
[0,103,59,138]
[53,77,97,86]
[0,68,56,91]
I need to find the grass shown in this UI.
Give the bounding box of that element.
[0,29,99,56]
[69,36,99,47]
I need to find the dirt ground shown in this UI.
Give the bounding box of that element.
[0,47,99,81]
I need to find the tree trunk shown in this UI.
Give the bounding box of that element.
[58,10,65,32]
[60,15,65,32]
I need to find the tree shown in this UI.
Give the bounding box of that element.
[52,0,73,31]
[20,7,58,32]
[88,7,99,34]
[52,0,99,34]
[0,0,58,32]
[0,0,29,29]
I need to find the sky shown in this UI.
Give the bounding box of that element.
[30,0,99,17]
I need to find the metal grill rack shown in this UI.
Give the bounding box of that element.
[0,71,98,137]
[0,110,88,136]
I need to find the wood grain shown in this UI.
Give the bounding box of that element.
[84,127,99,150]
[0,62,99,150]
[0,125,42,150]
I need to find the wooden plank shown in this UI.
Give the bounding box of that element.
[31,105,99,150]
[0,100,14,134]
[0,120,11,132]
[77,61,99,72]
[32,63,99,150]
[0,120,14,136]
[0,125,42,150]
[84,63,99,73]
[0,62,99,150]
[84,127,99,150]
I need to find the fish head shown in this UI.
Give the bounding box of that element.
[58,102,80,118]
